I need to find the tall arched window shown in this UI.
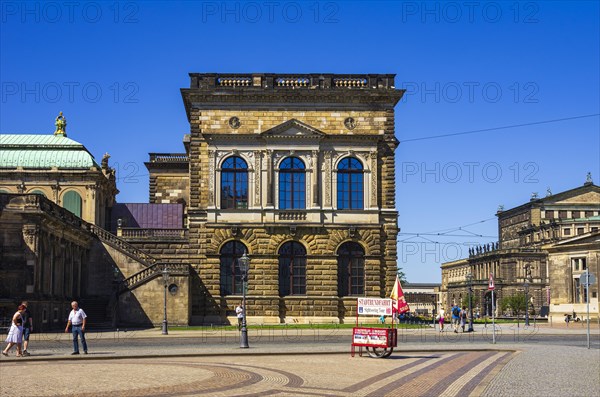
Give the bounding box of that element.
[279,157,305,209]
[337,157,363,209]
[279,242,307,296]
[219,241,248,295]
[62,191,82,217]
[338,242,365,296]
[221,156,248,209]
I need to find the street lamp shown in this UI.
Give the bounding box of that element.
[466,273,474,332]
[162,264,170,335]
[238,252,250,348]
[524,281,530,326]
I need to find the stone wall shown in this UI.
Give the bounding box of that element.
[150,172,189,205]
[118,273,190,326]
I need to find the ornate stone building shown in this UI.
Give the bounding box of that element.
[0,113,119,328]
[0,112,118,226]
[2,73,405,327]
[441,180,600,321]
[144,73,404,324]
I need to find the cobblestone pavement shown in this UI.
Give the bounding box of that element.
[1,351,514,397]
[0,323,598,396]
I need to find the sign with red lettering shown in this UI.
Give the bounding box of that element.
[357,298,393,316]
[352,327,397,348]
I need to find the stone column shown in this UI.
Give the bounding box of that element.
[323,151,332,208]
[254,150,262,207]
[312,150,319,207]
[370,151,378,208]
[208,150,216,207]
[22,224,39,294]
[266,150,273,207]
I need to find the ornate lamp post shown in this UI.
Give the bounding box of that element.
[162,265,170,335]
[466,273,474,332]
[524,281,530,326]
[239,252,250,348]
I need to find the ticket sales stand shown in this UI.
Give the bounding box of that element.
[351,298,398,358]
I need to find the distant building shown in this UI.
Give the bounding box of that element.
[402,283,441,316]
[441,181,600,321]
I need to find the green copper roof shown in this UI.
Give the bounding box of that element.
[0,134,99,169]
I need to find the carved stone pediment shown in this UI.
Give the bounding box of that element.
[261,119,325,139]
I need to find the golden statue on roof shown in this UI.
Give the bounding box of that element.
[54,111,67,136]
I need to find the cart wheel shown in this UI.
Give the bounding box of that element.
[366,347,393,358]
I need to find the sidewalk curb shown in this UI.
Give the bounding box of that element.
[0,347,518,363]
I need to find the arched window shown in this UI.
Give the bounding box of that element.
[337,157,363,209]
[62,191,82,217]
[219,241,248,295]
[279,242,307,296]
[279,157,305,209]
[338,242,364,297]
[30,190,46,197]
[221,156,248,209]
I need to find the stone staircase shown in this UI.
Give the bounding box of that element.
[86,222,189,294]
[88,223,156,267]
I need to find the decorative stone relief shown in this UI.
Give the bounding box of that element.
[22,224,38,252]
[208,150,215,205]
[323,151,332,206]
[254,150,261,205]
[228,116,241,129]
[370,151,378,205]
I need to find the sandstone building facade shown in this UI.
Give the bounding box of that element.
[143,73,404,323]
[1,73,405,327]
[441,181,600,321]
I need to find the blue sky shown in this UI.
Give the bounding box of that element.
[1,1,599,283]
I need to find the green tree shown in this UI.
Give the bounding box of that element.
[499,294,526,316]
[461,293,480,309]
[397,267,407,285]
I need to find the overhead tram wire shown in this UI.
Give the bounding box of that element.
[400,114,599,143]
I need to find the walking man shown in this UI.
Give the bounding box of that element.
[21,301,33,356]
[65,301,88,355]
[235,302,244,330]
[451,304,461,333]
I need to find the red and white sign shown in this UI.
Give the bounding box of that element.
[357,298,393,316]
[352,327,397,348]
[488,273,495,290]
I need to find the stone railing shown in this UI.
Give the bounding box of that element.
[123,262,190,292]
[148,153,189,163]
[277,211,307,221]
[0,193,84,229]
[88,224,156,266]
[217,77,252,87]
[333,77,368,88]
[190,73,396,91]
[119,228,186,239]
[275,77,310,87]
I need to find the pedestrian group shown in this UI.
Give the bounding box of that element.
[3,300,88,357]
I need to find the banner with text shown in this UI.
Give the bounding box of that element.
[357,298,393,316]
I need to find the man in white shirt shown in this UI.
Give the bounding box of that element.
[235,303,244,330]
[65,301,88,355]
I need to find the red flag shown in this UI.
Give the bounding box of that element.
[390,276,410,314]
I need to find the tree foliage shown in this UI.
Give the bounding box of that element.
[461,293,480,309]
[499,294,527,315]
[397,268,408,285]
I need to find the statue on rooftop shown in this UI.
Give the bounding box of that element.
[585,172,593,185]
[54,112,67,136]
[102,153,110,170]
